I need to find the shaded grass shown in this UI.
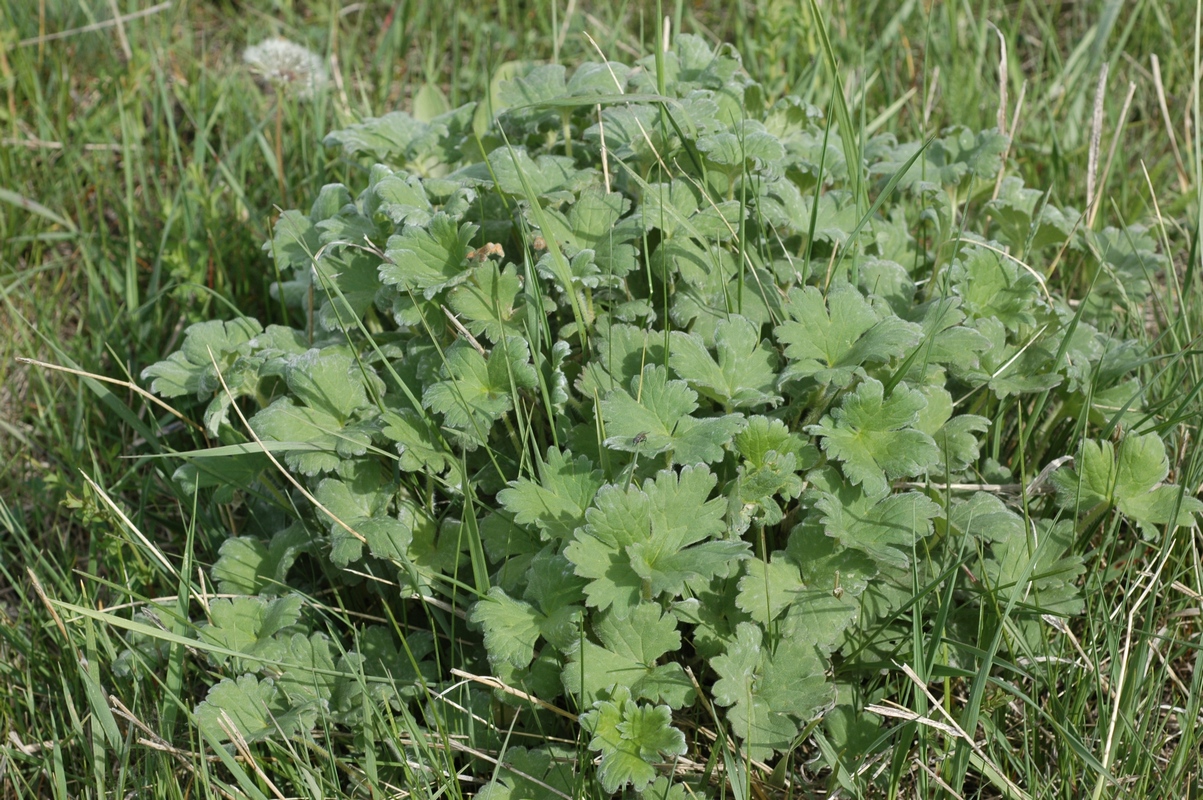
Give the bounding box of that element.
[2,0,1203,797]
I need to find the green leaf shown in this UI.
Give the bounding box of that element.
[373,168,434,227]
[267,208,321,272]
[380,406,451,474]
[274,632,338,704]
[142,317,265,434]
[984,517,1084,619]
[381,212,478,298]
[696,120,785,170]
[872,125,1008,189]
[736,554,803,625]
[314,464,414,567]
[498,448,605,542]
[249,354,377,475]
[562,603,693,708]
[710,622,835,761]
[198,594,303,670]
[728,416,816,530]
[914,385,990,474]
[423,337,537,440]
[331,627,437,718]
[475,746,577,800]
[580,686,687,795]
[495,64,568,131]
[283,348,373,420]
[529,186,641,281]
[906,298,992,373]
[469,587,546,670]
[211,525,312,595]
[670,315,782,408]
[985,177,1076,252]
[814,485,942,571]
[638,179,744,253]
[965,317,1062,398]
[761,183,860,243]
[808,378,940,497]
[733,415,817,469]
[947,492,1026,543]
[564,466,742,617]
[577,323,666,398]
[312,250,386,332]
[1053,432,1203,535]
[479,514,542,593]
[566,60,633,96]
[413,82,451,122]
[777,283,921,388]
[455,147,595,200]
[446,263,525,342]
[1082,225,1165,316]
[522,551,588,648]
[194,674,317,743]
[324,110,428,161]
[948,245,1044,331]
[601,364,745,465]
[783,521,875,652]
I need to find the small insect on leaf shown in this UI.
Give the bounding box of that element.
[632,431,648,446]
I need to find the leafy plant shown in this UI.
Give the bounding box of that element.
[134,33,1196,795]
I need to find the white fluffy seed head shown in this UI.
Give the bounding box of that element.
[242,37,328,99]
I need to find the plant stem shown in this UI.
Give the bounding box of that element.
[275,98,288,208]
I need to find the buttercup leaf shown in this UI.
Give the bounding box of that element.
[808,378,940,497]
[381,212,477,298]
[580,686,686,794]
[814,485,942,571]
[601,365,745,465]
[563,603,692,707]
[711,622,834,761]
[670,315,782,408]
[1053,432,1203,535]
[564,466,738,617]
[195,675,317,743]
[499,448,605,541]
[777,283,921,387]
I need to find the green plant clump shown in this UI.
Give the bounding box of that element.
[137,35,1200,795]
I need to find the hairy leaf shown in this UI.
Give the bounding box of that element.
[711,622,835,761]
[601,365,745,465]
[670,315,782,408]
[808,378,940,497]
[580,686,687,794]
[777,283,920,387]
[1053,432,1203,535]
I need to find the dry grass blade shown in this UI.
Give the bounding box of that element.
[1,138,125,151]
[449,668,578,722]
[25,568,69,640]
[1151,54,1191,193]
[79,471,181,581]
[15,357,202,433]
[864,700,960,736]
[218,711,288,800]
[17,1,171,47]
[1086,63,1109,224]
[1088,81,1137,229]
[894,662,1031,800]
[991,22,1008,135]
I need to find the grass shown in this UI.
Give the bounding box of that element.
[2,0,1203,797]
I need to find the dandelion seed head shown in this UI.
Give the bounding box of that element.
[243,37,328,99]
